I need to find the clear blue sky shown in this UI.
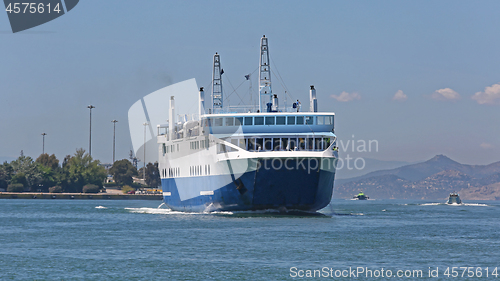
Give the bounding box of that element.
[1,0,499,165]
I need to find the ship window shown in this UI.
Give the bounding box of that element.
[162,143,166,155]
[287,116,295,125]
[307,138,314,150]
[235,117,243,126]
[289,138,297,150]
[247,138,255,151]
[238,139,245,149]
[296,116,304,125]
[226,117,234,126]
[254,117,264,125]
[213,118,223,126]
[264,138,272,151]
[256,138,263,151]
[317,116,325,125]
[325,137,331,148]
[276,116,286,125]
[299,138,306,150]
[231,139,238,148]
[244,117,253,125]
[273,138,282,151]
[217,143,231,154]
[265,116,275,125]
[305,116,314,125]
[315,138,322,151]
[281,138,289,150]
[326,116,333,125]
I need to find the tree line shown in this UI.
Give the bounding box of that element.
[0,149,160,193]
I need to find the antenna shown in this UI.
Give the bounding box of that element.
[259,35,272,112]
[212,53,223,113]
[245,73,253,109]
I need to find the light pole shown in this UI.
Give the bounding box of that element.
[41,133,47,154]
[87,105,95,156]
[111,120,118,163]
[143,122,149,183]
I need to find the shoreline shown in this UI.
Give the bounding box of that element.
[0,192,162,200]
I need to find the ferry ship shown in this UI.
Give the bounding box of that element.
[157,36,338,212]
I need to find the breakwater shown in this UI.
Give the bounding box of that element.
[0,192,162,200]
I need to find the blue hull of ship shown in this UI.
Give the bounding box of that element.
[161,159,335,212]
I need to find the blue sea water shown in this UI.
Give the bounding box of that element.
[0,199,499,280]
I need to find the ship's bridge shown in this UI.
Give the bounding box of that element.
[202,112,334,135]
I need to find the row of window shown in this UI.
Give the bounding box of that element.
[163,135,333,156]
[190,139,210,150]
[162,143,180,155]
[162,167,180,178]
[203,115,333,127]
[217,137,333,153]
[189,165,211,176]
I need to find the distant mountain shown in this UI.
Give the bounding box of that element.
[334,155,500,200]
[336,155,500,185]
[458,182,500,201]
[335,158,412,179]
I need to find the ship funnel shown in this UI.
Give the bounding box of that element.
[309,85,317,112]
[199,87,205,117]
[169,96,175,141]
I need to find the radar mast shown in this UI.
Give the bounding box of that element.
[259,35,272,112]
[212,53,223,113]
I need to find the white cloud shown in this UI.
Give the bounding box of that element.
[392,90,407,101]
[331,91,361,102]
[480,143,494,149]
[471,83,500,105]
[431,88,460,101]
